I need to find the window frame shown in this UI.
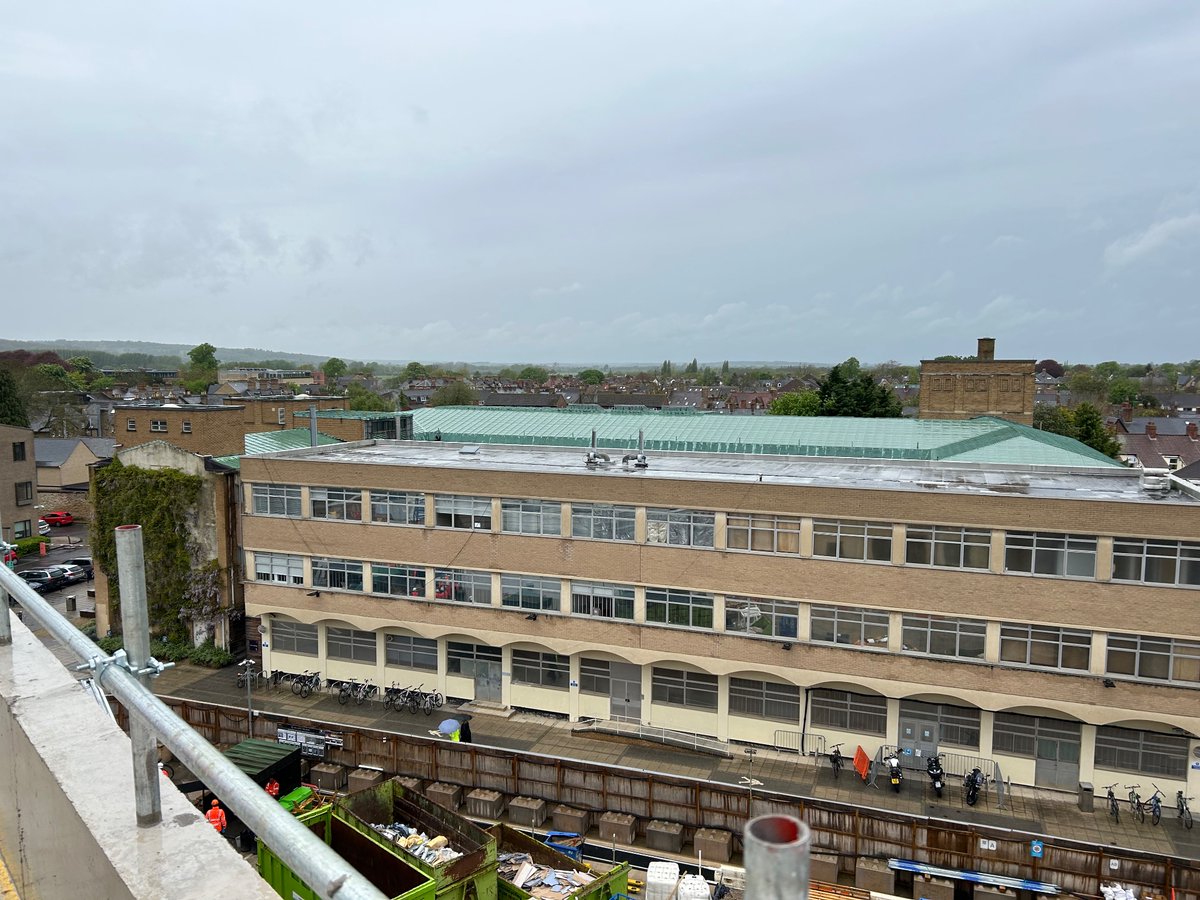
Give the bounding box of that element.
[434,494,492,530]
[900,614,987,660]
[651,667,718,710]
[326,626,377,663]
[810,605,889,648]
[579,658,611,695]
[1004,531,1097,579]
[271,621,318,656]
[384,634,438,671]
[434,568,492,604]
[571,581,635,620]
[370,563,426,598]
[253,552,305,585]
[511,649,570,689]
[311,557,364,592]
[126,418,137,432]
[1095,726,1188,778]
[812,519,892,563]
[726,514,802,555]
[645,587,714,630]
[729,677,801,721]
[12,441,26,462]
[14,481,33,506]
[500,498,562,536]
[646,508,715,548]
[905,525,991,570]
[899,699,981,749]
[999,623,1091,671]
[150,419,167,433]
[252,484,302,517]
[446,641,501,675]
[1106,632,1200,685]
[1112,538,1200,588]
[724,596,800,639]
[500,574,561,612]
[810,689,887,735]
[571,503,636,542]
[370,490,425,526]
[310,486,363,522]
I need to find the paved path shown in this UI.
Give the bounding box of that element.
[151,663,1200,862]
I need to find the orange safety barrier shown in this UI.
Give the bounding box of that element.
[853,745,871,781]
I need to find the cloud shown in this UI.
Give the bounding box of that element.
[1104,212,1200,268]
[990,234,1024,248]
[531,281,583,297]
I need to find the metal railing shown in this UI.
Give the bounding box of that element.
[774,730,826,757]
[573,717,732,757]
[0,529,387,900]
[875,745,1006,808]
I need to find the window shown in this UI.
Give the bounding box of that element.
[901,615,986,659]
[182,421,192,434]
[899,700,980,749]
[726,514,802,554]
[434,569,492,604]
[1004,531,1096,579]
[501,499,562,536]
[1107,633,1200,685]
[253,553,304,585]
[724,596,800,639]
[651,667,718,710]
[810,605,889,648]
[906,526,990,569]
[501,575,561,611]
[370,490,425,525]
[645,587,714,629]
[729,677,801,721]
[999,624,1090,670]
[311,557,364,591]
[150,420,167,432]
[811,689,887,735]
[271,621,318,656]
[571,581,634,620]
[813,519,891,562]
[252,484,302,517]
[14,481,33,506]
[12,520,31,540]
[326,627,377,663]
[1112,538,1200,588]
[447,641,501,675]
[310,487,363,521]
[12,442,26,462]
[646,508,715,547]
[511,650,569,689]
[571,503,636,542]
[993,713,1080,759]
[126,418,136,432]
[435,494,491,529]
[1095,726,1188,778]
[579,658,611,695]
[384,634,437,671]
[371,563,426,597]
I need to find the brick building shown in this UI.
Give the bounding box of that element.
[918,338,1036,425]
[239,413,1199,795]
[0,424,37,542]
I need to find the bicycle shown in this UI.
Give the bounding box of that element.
[383,683,406,711]
[291,670,320,699]
[1103,783,1120,824]
[1178,791,1194,830]
[828,744,844,780]
[353,680,377,706]
[1147,786,1164,826]
[1126,785,1145,824]
[236,664,264,689]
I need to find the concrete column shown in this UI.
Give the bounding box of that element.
[299,485,311,518]
[501,646,513,707]
[303,556,314,588]
[635,506,647,543]
[990,530,1006,574]
[713,594,726,632]
[633,585,647,624]
[891,523,907,566]
[713,512,727,550]
[800,518,814,557]
[375,632,387,685]
[491,497,502,533]
[436,638,449,699]
[316,622,329,672]
[985,620,1002,663]
[424,494,436,528]
[559,578,571,615]
[1089,632,1108,675]
[886,698,901,746]
[717,673,730,741]
[887,612,904,652]
[560,501,571,538]
[1095,536,1114,582]
[491,572,503,608]
[641,665,654,725]
[423,565,435,601]
[1078,723,1097,784]
[358,489,369,523]
[568,655,581,722]
[795,602,812,642]
[978,710,995,760]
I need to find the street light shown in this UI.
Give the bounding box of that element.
[239,659,255,739]
[740,747,763,817]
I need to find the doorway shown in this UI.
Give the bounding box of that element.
[609,662,642,722]
[473,661,502,704]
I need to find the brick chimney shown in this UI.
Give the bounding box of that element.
[1121,402,1133,423]
[1146,422,1157,439]
[977,337,996,362]
[1188,421,1198,440]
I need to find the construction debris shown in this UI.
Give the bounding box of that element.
[369,822,465,868]
[497,851,597,898]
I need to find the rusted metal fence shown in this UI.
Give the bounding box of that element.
[126,698,1200,900]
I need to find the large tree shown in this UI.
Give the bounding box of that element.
[1071,403,1122,458]
[346,383,393,411]
[322,357,348,380]
[0,369,28,427]
[577,369,604,385]
[768,390,821,416]
[817,360,903,418]
[183,342,220,393]
[429,382,478,407]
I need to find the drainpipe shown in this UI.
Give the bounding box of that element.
[309,404,318,447]
[800,687,810,753]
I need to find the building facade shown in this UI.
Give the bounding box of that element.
[0,424,38,543]
[241,437,1200,796]
[918,338,1036,425]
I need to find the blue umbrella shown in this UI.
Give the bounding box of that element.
[437,718,460,735]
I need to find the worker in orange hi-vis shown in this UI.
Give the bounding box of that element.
[205,799,227,834]
[265,777,280,799]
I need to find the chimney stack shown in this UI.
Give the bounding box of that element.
[1187,421,1198,440]
[1121,402,1133,423]
[977,337,996,362]
[1146,422,1157,439]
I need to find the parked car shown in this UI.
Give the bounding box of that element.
[64,557,94,579]
[47,564,87,586]
[40,511,75,527]
[38,519,51,535]
[18,569,67,593]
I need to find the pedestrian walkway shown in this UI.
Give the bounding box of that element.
[151,663,1200,862]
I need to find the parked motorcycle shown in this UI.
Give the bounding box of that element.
[964,767,984,806]
[926,754,945,798]
[886,754,903,793]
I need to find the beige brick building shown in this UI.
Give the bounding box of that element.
[918,338,1036,425]
[240,426,1200,795]
[0,424,38,543]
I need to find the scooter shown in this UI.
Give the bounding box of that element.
[926,754,945,798]
[964,767,984,806]
[886,754,903,792]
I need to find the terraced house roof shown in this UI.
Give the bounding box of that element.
[410,406,1123,469]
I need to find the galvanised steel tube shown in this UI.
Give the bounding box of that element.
[0,564,388,900]
[744,813,811,900]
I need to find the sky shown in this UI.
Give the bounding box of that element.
[3,2,1200,366]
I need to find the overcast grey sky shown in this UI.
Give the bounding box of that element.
[3,2,1199,365]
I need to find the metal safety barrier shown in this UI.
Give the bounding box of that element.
[0,527,387,900]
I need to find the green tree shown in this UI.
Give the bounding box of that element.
[720,360,730,381]
[346,383,394,411]
[322,357,348,380]
[184,342,219,393]
[817,360,902,417]
[1032,405,1075,437]
[518,365,549,384]
[577,369,605,385]
[0,369,28,427]
[684,357,699,374]
[1107,376,1140,405]
[1071,402,1121,458]
[429,382,478,407]
[187,342,219,371]
[1066,370,1108,406]
[768,390,822,416]
[404,361,430,380]
[660,360,672,378]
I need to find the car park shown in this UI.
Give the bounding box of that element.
[40,511,75,527]
[37,519,51,536]
[48,564,87,586]
[18,569,67,593]
[64,557,94,579]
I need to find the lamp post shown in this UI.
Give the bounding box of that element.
[740,747,763,818]
[239,658,255,739]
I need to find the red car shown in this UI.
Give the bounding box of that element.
[41,511,74,527]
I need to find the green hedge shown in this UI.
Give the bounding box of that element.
[15,536,49,557]
[190,639,234,669]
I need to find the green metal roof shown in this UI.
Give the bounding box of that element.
[223,738,299,779]
[411,407,1122,468]
[307,409,398,420]
[213,427,343,469]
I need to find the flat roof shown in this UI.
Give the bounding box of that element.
[410,407,1122,468]
[248,439,1190,505]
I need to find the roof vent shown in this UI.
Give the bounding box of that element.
[585,429,611,469]
[1141,467,1170,497]
[622,429,649,470]
[459,445,481,455]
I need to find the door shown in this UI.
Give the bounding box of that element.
[609,663,642,722]
[474,661,502,703]
[1033,720,1081,789]
[897,716,939,769]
